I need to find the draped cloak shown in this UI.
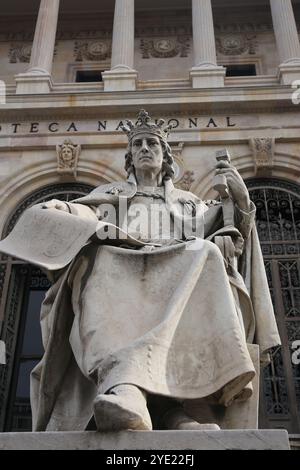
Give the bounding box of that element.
[0,178,281,431]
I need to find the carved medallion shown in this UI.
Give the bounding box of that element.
[56,139,81,177]
[216,34,257,56]
[140,37,190,58]
[74,40,111,61]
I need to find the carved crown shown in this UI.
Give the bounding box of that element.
[121,109,174,143]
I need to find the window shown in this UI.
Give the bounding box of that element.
[76,70,103,83]
[225,64,257,77]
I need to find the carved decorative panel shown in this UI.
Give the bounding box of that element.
[250,138,275,174]
[216,34,258,56]
[74,40,111,61]
[9,44,32,63]
[56,139,81,178]
[140,37,190,59]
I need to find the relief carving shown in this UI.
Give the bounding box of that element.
[171,142,195,191]
[56,139,81,177]
[250,137,275,174]
[216,34,258,56]
[140,37,190,59]
[74,40,111,61]
[9,43,57,63]
[9,43,32,63]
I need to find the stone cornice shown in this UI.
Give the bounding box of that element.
[0,86,298,121]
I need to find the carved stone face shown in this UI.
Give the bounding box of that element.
[61,145,74,163]
[131,133,164,174]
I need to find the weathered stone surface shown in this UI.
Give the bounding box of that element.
[0,430,290,450]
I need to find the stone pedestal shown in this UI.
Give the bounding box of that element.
[190,67,226,89]
[102,69,138,92]
[0,430,290,450]
[15,73,53,95]
[278,64,300,86]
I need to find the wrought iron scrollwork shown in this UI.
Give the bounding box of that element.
[248,178,300,432]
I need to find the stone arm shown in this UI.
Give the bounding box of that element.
[203,199,256,242]
[234,201,256,241]
[42,199,99,222]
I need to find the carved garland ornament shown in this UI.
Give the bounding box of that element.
[74,40,111,61]
[140,37,190,59]
[216,34,258,56]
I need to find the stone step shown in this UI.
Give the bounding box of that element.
[0,430,290,450]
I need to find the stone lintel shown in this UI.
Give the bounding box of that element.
[0,430,290,450]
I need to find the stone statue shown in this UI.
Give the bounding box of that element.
[0,110,280,432]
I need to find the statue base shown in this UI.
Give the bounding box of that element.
[0,430,290,450]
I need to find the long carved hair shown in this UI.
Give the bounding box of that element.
[125,137,175,182]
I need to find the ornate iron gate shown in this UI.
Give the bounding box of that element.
[247,179,300,434]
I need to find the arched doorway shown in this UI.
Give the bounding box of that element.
[0,183,94,432]
[247,178,300,434]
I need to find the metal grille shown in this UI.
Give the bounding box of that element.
[248,179,300,433]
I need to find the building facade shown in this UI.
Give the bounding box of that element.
[0,0,299,444]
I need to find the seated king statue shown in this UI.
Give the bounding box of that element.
[0,109,280,432]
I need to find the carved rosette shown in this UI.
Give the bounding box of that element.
[250,137,275,174]
[56,140,81,178]
[140,37,190,59]
[74,40,111,61]
[216,34,258,56]
[9,44,32,63]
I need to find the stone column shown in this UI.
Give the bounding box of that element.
[102,0,138,91]
[15,0,60,94]
[190,0,225,88]
[270,0,300,84]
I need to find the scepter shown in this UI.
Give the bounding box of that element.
[213,149,235,228]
